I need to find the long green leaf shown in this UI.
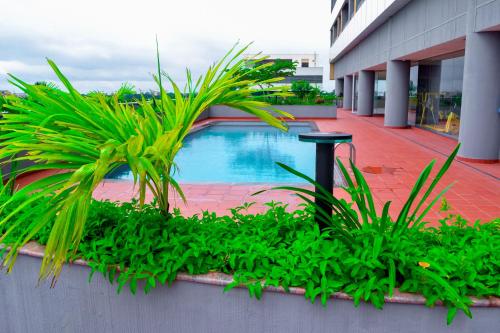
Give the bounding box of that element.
[0,42,294,281]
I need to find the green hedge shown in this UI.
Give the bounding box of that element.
[252,94,336,106]
[1,195,498,324]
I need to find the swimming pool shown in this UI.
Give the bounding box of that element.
[106,121,330,184]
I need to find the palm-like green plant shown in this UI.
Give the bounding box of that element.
[0,94,6,111]
[0,43,293,282]
[115,82,137,102]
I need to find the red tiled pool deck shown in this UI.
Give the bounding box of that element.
[16,109,500,225]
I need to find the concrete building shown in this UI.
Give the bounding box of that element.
[245,53,324,88]
[329,0,500,163]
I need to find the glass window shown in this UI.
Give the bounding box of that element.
[415,56,464,137]
[374,71,386,115]
[408,66,418,125]
[353,73,358,111]
[349,0,355,18]
[341,4,349,28]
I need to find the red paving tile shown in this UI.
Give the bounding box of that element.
[15,110,500,225]
[313,110,499,224]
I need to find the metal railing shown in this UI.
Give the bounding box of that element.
[334,141,356,166]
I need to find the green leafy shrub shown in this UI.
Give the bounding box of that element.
[309,86,321,99]
[252,145,500,323]
[314,97,325,104]
[1,142,497,324]
[0,197,498,324]
[235,58,297,88]
[251,92,336,105]
[291,80,313,99]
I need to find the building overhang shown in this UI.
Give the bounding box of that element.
[329,0,412,63]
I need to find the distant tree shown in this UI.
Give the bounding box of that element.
[86,90,107,99]
[34,81,60,90]
[235,59,297,88]
[291,80,313,99]
[86,83,138,103]
[309,86,321,99]
[115,82,137,102]
[409,80,417,96]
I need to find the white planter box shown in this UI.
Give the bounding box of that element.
[0,249,498,333]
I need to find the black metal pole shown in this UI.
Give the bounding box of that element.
[298,132,352,231]
[315,143,334,229]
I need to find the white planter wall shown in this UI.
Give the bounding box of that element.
[0,254,498,333]
[208,105,337,119]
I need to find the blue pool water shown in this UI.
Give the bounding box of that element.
[107,121,317,183]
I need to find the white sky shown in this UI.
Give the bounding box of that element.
[0,0,334,93]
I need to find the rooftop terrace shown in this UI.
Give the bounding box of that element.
[17,110,499,225]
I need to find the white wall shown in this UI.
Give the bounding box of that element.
[245,54,320,68]
[244,54,324,89]
[295,67,323,76]
[329,0,411,61]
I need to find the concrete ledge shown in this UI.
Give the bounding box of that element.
[457,156,499,164]
[208,105,336,119]
[385,125,412,129]
[0,244,498,333]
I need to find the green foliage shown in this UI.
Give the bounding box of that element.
[0,196,498,324]
[291,80,313,99]
[234,57,335,105]
[85,83,138,104]
[33,81,60,90]
[86,90,107,98]
[0,43,293,281]
[309,86,321,99]
[252,92,337,106]
[255,145,482,322]
[261,145,460,236]
[236,58,297,88]
[0,94,7,112]
[115,82,137,102]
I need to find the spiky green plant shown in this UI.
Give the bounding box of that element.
[33,81,60,90]
[255,145,471,320]
[257,144,460,240]
[115,82,137,102]
[0,43,293,282]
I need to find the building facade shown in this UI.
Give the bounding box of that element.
[329,0,500,162]
[246,53,324,88]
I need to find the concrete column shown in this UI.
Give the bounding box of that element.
[384,60,410,127]
[458,32,500,162]
[357,70,375,116]
[343,75,353,110]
